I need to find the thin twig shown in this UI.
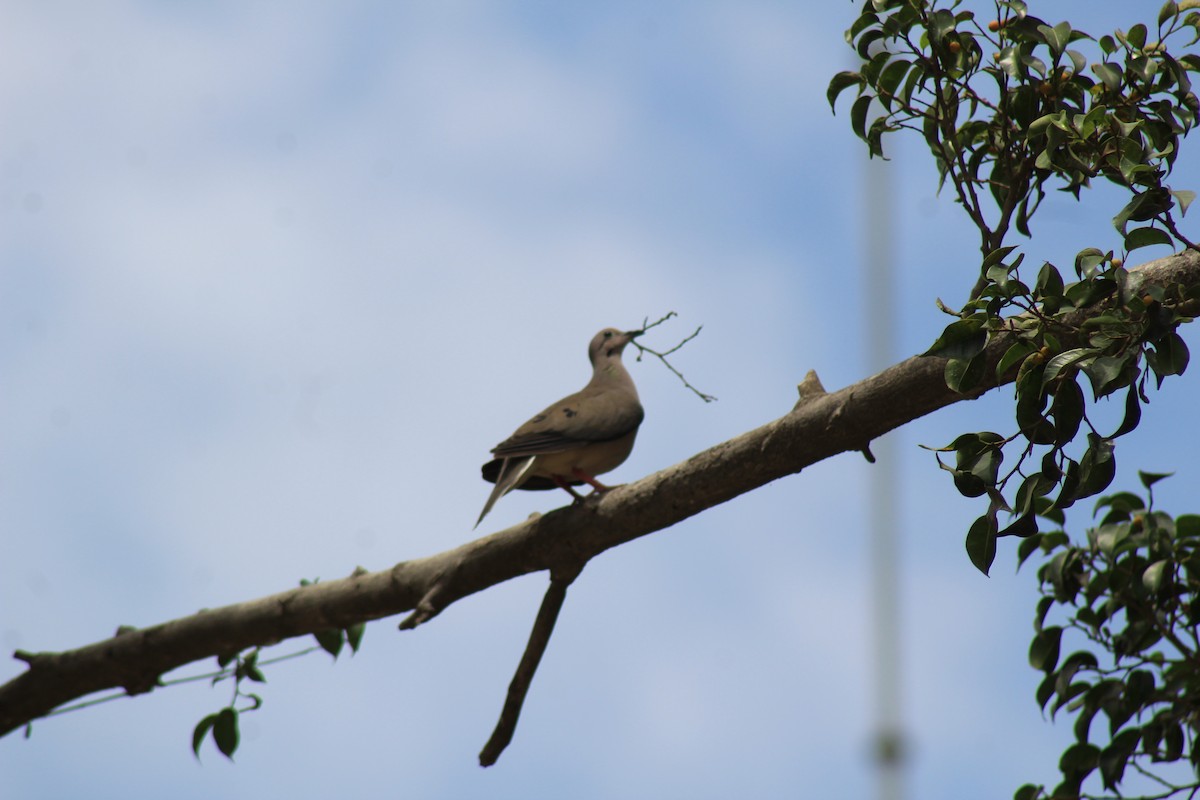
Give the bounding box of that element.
[38,646,322,719]
[630,312,717,402]
[479,563,584,767]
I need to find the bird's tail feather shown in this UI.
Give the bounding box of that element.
[475,456,536,528]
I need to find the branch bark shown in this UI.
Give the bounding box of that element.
[2,249,1198,739]
[478,561,584,767]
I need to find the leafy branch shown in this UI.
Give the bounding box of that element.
[832,3,1200,799]
[830,0,1200,295]
[1014,477,1200,800]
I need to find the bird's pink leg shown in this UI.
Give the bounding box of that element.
[552,475,587,502]
[570,468,613,493]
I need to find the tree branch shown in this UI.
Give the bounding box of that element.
[478,562,584,767]
[3,249,1198,740]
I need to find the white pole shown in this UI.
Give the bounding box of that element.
[865,145,905,800]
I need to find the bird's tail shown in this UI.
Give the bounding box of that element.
[475,456,536,528]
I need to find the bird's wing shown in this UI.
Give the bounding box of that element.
[490,386,644,459]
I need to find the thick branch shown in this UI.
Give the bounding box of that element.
[2,249,1198,738]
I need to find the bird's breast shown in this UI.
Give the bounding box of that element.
[529,428,639,479]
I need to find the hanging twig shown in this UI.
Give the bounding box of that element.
[478,562,585,767]
[630,312,717,402]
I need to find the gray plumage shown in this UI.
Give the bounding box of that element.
[476,327,643,527]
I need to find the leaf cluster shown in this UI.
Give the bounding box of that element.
[830,0,1200,262]
[1014,477,1200,800]
[192,584,366,761]
[925,247,1195,575]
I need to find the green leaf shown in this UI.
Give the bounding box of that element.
[1038,22,1070,57]
[346,623,366,654]
[1143,560,1170,592]
[1113,190,1172,236]
[1081,355,1129,400]
[1042,348,1096,386]
[1139,470,1174,489]
[1058,741,1100,777]
[1125,23,1148,50]
[945,352,987,393]
[952,431,1005,484]
[1164,721,1185,760]
[1161,1,1180,27]
[827,71,863,113]
[315,629,345,659]
[1094,491,1144,517]
[213,707,240,760]
[997,341,1035,378]
[1037,672,1056,710]
[1146,332,1190,385]
[1074,247,1107,279]
[1110,384,1141,438]
[983,245,1020,268]
[1035,262,1064,300]
[1029,626,1063,671]
[192,713,218,759]
[847,10,879,43]
[1017,534,1044,569]
[877,58,912,106]
[1171,188,1196,216]
[1094,522,1130,557]
[1176,514,1200,538]
[1124,226,1173,252]
[1074,700,1100,744]
[1099,728,1141,790]
[1077,436,1116,500]
[1050,379,1084,445]
[1016,381,1055,445]
[1013,785,1042,800]
[851,94,874,141]
[1000,513,1038,538]
[1035,497,1065,526]
[966,514,998,575]
[925,317,987,359]
[1091,62,1122,92]
[1015,473,1054,518]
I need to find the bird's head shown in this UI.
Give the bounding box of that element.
[588,327,641,365]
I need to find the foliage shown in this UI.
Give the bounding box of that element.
[831,0,1199,583]
[830,0,1200,263]
[924,251,1195,577]
[189,579,366,761]
[1016,477,1200,800]
[832,0,1200,568]
[831,2,1200,798]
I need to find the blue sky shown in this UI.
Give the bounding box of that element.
[2,3,1198,798]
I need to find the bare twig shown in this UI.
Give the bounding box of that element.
[479,562,584,767]
[630,312,717,402]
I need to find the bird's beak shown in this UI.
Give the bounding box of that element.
[624,329,643,339]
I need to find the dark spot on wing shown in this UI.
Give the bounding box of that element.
[562,407,577,418]
[531,414,547,423]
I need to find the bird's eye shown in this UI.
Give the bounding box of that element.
[604,331,613,338]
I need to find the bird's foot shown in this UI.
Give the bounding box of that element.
[553,476,587,503]
[571,468,613,494]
